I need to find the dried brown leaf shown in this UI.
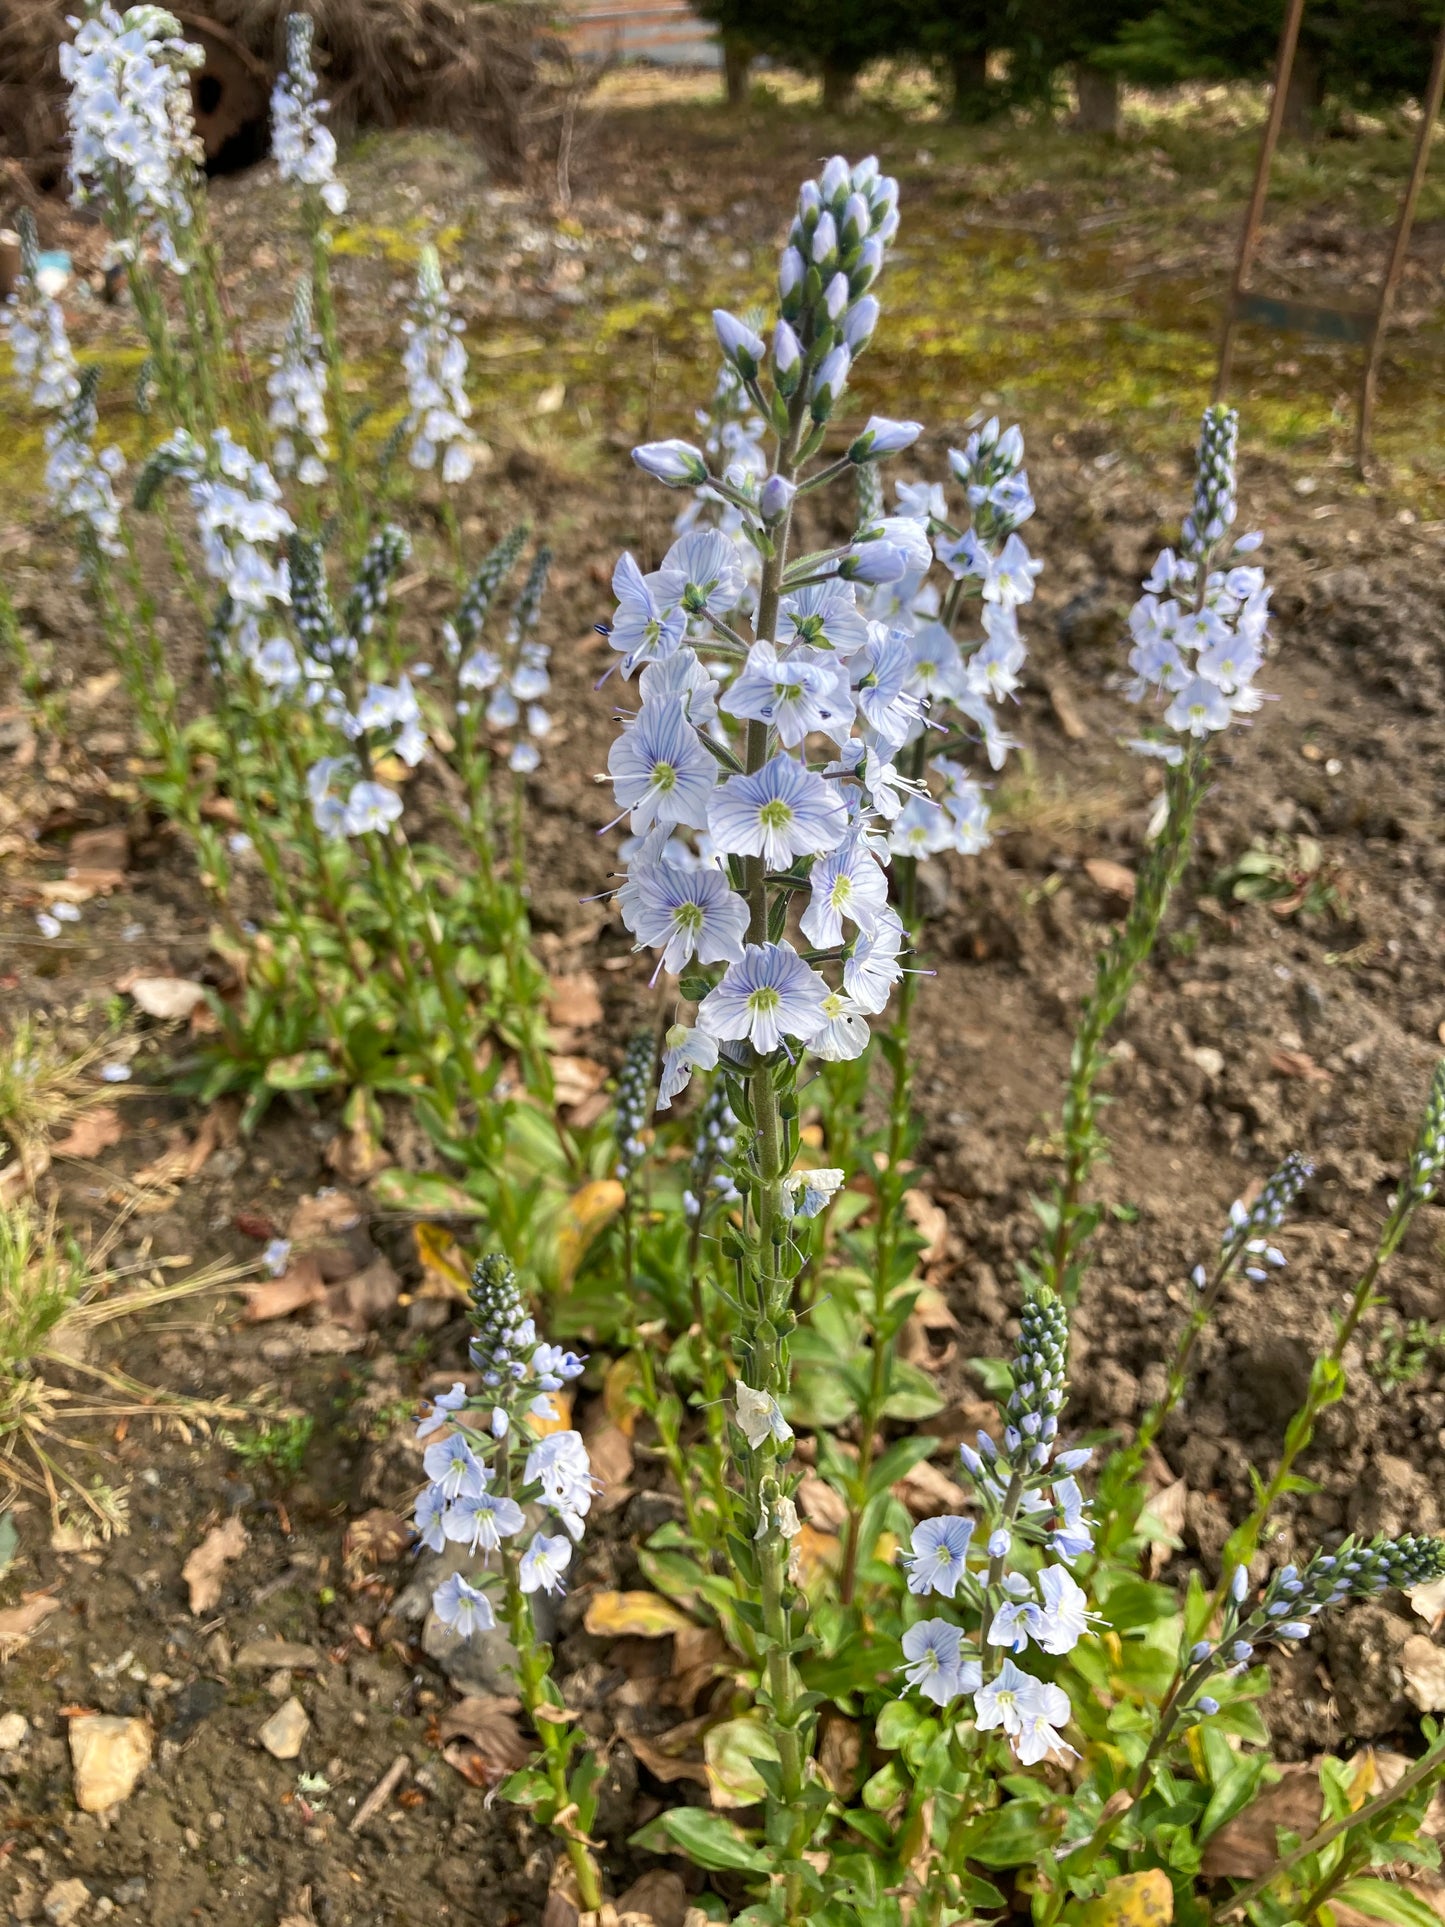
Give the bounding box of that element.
[901,1190,950,1268]
[1084,857,1137,901]
[51,1106,122,1159]
[552,1055,609,1108]
[181,1515,247,1615]
[244,1256,328,1323]
[796,1472,848,1532]
[1269,1047,1330,1084]
[342,1509,412,1574]
[548,972,603,1031]
[326,1255,401,1332]
[1140,1476,1188,1579]
[896,1458,970,1518]
[438,1694,530,1777]
[0,1591,61,1656]
[585,1422,634,1513]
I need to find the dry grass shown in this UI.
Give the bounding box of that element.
[0,1197,254,1541]
[0,0,586,187]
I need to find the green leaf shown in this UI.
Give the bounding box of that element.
[880,1358,945,1421]
[1332,1878,1445,1927]
[866,1436,939,1500]
[874,1700,922,1752]
[651,1806,771,1874]
[264,1051,339,1090]
[368,1168,486,1216]
[0,1511,16,1578]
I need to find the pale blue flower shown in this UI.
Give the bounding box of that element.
[629,860,749,979]
[899,1619,979,1706]
[422,1430,487,1502]
[519,1531,574,1597]
[778,580,870,657]
[344,781,403,836]
[807,990,871,1062]
[609,552,684,676]
[657,1022,719,1111]
[1051,1475,1093,1560]
[414,1485,447,1554]
[697,942,830,1055]
[842,910,905,1016]
[432,1571,496,1640]
[416,1382,467,1440]
[708,755,847,868]
[607,699,716,834]
[721,642,853,746]
[800,834,890,949]
[904,1516,975,1600]
[1034,1565,1090,1655]
[443,1490,526,1555]
[654,529,747,619]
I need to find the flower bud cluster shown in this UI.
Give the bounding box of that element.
[1181,1533,1445,1719]
[683,1076,740,1223]
[344,525,412,640]
[1126,407,1271,752]
[614,1030,657,1182]
[449,531,555,773]
[1408,1061,1445,1202]
[898,1291,1095,1765]
[270,14,348,216]
[1209,1149,1312,1285]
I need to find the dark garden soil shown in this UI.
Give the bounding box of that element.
[0,73,1443,1926]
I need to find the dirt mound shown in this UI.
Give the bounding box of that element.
[0,1,579,190]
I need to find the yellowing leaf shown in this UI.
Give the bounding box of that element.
[583,1591,695,1638]
[526,1389,573,1438]
[794,1523,841,1594]
[1074,1870,1174,1927]
[603,1353,641,1437]
[705,1717,780,1809]
[556,1178,625,1289]
[413,1222,470,1300]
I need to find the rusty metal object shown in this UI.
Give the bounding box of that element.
[174,11,272,168]
[1213,0,1307,403]
[1356,17,1445,468]
[1215,0,1445,470]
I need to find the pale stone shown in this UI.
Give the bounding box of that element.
[0,1710,29,1750]
[43,1877,92,1925]
[258,1696,308,1760]
[68,1715,152,1812]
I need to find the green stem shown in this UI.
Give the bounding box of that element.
[1044,747,1208,1307]
[497,1465,602,1910]
[1213,1734,1445,1922]
[840,851,919,1605]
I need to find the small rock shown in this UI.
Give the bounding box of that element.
[68,1715,152,1812]
[1403,1634,1445,1713]
[1191,1045,1225,1079]
[234,1639,321,1672]
[165,1678,225,1742]
[258,1696,308,1760]
[0,1711,30,1750]
[112,1881,147,1906]
[44,1879,91,1926]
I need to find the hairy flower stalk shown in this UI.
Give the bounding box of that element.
[1133,1531,1445,1797]
[1041,404,1272,1307]
[610,155,925,1908]
[412,1256,600,1909]
[271,12,362,542]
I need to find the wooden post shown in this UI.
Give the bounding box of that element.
[1356,16,1445,469]
[1214,0,1309,402]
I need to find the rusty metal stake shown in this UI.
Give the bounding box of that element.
[1356,14,1445,470]
[1214,0,1308,402]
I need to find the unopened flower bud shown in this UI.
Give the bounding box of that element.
[810,343,850,419]
[759,474,796,522]
[811,211,838,268]
[820,155,851,205]
[713,309,765,379]
[824,271,849,322]
[851,235,884,294]
[632,439,708,487]
[843,296,880,353]
[848,415,922,462]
